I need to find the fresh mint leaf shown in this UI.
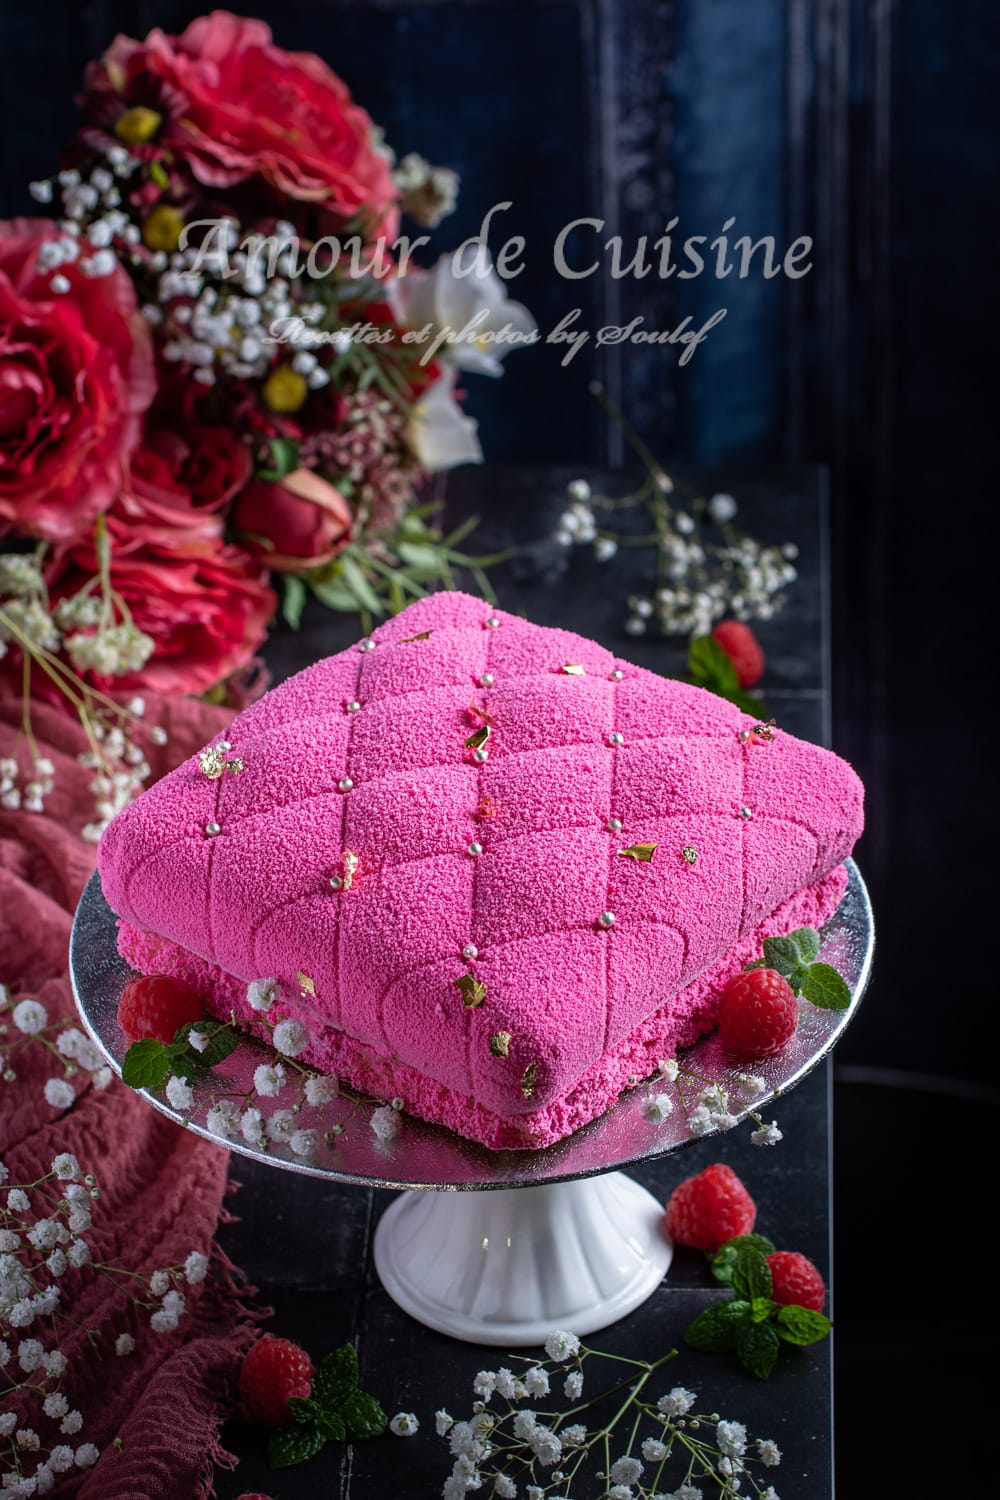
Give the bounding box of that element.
[761,935,802,977]
[798,962,851,1012]
[122,1039,169,1090]
[685,1298,753,1353]
[737,1320,779,1379]
[730,688,769,718]
[268,1421,326,1470]
[751,1297,777,1323]
[786,926,821,963]
[317,1409,347,1442]
[282,575,307,630]
[340,1389,387,1441]
[312,1344,359,1411]
[775,1305,832,1346]
[169,1053,197,1086]
[287,1396,321,1425]
[173,1020,238,1068]
[743,958,766,971]
[711,1234,777,1285]
[689,636,740,695]
[730,1245,772,1303]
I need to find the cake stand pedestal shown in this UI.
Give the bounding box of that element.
[70,860,872,1348]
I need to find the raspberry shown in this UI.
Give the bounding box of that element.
[766,1250,826,1311]
[664,1163,756,1252]
[116,974,203,1044]
[711,620,765,688]
[238,1334,314,1428]
[717,968,799,1059]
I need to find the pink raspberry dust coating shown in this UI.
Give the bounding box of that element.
[99,591,863,1149]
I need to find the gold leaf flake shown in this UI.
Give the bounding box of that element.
[400,630,434,642]
[490,1030,512,1058]
[560,663,586,676]
[454,974,487,1009]
[751,719,777,743]
[618,843,659,863]
[467,701,496,726]
[682,844,698,865]
[477,795,498,821]
[227,757,245,774]
[296,971,316,997]
[464,723,491,751]
[198,748,225,780]
[521,1061,538,1099]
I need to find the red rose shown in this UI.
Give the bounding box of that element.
[231,469,353,574]
[55,539,276,697]
[0,219,155,545]
[82,11,398,234]
[109,422,252,554]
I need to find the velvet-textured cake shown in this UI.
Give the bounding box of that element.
[98,591,863,1149]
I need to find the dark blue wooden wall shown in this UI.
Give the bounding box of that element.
[2,1,998,1081]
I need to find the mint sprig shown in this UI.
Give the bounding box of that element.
[749,926,851,1012]
[268,1343,387,1470]
[685,1235,831,1379]
[688,636,767,718]
[121,1019,238,1092]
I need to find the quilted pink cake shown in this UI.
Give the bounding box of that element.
[98,591,863,1149]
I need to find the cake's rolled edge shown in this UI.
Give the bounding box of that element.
[115,862,848,1151]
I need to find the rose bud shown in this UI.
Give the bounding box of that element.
[231,468,353,574]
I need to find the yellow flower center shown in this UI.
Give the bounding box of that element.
[113,106,163,145]
[142,205,185,253]
[262,366,309,414]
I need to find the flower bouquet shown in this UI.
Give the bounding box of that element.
[0,9,534,835]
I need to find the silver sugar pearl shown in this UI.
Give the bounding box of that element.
[346,700,361,714]
[738,729,750,743]
[478,672,495,687]
[462,943,479,961]
[329,875,345,890]
[467,841,483,857]
[216,740,231,751]
[739,805,753,819]
[473,747,489,763]
[608,732,624,747]
[606,816,623,833]
[338,776,354,793]
[358,638,376,652]
[484,616,500,630]
[609,669,624,681]
[598,910,616,929]
[204,821,221,837]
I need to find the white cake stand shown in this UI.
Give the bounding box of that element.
[70,861,873,1347]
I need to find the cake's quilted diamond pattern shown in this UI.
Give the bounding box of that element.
[99,591,864,1122]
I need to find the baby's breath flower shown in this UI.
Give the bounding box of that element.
[187,1028,210,1054]
[47,1446,74,1473]
[150,1309,178,1334]
[686,1104,714,1136]
[253,1062,286,1097]
[149,1270,170,1296]
[640,1092,674,1123]
[43,1078,75,1110]
[240,1107,265,1146]
[389,1411,419,1437]
[6,1188,30,1213]
[165,1075,193,1112]
[51,1152,81,1179]
[0,1413,16,1437]
[115,1333,136,1356]
[17,1340,45,1373]
[74,1443,99,1468]
[206,1099,240,1137]
[642,1436,667,1461]
[543,1329,580,1362]
[563,1369,584,1399]
[435,1408,454,1435]
[716,1419,748,1458]
[370,1104,399,1142]
[756,1438,782,1466]
[246,977,277,1012]
[657,1058,680,1082]
[658,1387,697,1417]
[737,1073,766,1096]
[472,1371,496,1400]
[751,1121,783,1147]
[266,1109,295,1142]
[43,1393,69,1420]
[289,1128,318,1158]
[59,1411,83,1435]
[523,1366,549,1397]
[610,1456,643,1485]
[12,999,47,1035]
[304,1074,337,1105]
[273,1018,309,1057]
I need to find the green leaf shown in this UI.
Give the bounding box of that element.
[122,1039,169,1091]
[312,1345,359,1411]
[148,160,169,189]
[711,1234,777,1284]
[730,688,769,718]
[287,1396,321,1425]
[340,1390,387,1441]
[310,579,361,612]
[751,1297,778,1323]
[173,1020,239,1068]
[685,1298,753,1352]
[730,1245,773,1303]
[282,575,307,630]
[798,962,852,1012]
[267,438,300,478]
[338,553,385,617]
[317,1408,347,1442]
[688,635,740,694]
[761,934,803,978]
[268,1421,326,1470]
[397,540,445,570]
[786,926,821,963]
[775,1304,833,1346]
[170,1054,197,1086]
[737,1319,780,1379]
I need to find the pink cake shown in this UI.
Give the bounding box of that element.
[98,591,863,1149]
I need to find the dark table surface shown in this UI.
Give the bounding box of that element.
[214,463,836,1500]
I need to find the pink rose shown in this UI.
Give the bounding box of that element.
[109,422,252,553]
[55,538,276,697]
[0,219,154,545]
[82,11,398,234]
[231,469,353,574]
